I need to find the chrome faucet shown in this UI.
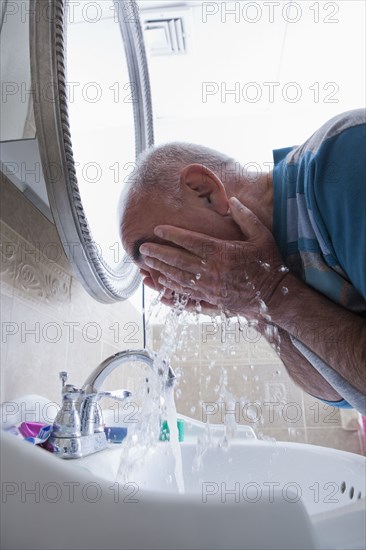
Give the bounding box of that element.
[48,349,176,459]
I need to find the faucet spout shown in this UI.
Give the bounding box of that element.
[82,349,173,394]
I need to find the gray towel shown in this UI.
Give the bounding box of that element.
[290,336,366,416]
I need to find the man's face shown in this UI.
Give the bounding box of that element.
[121,190,244,292]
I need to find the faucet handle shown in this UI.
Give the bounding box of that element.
[80,389,132,435]
[52,383,83,438]
[95,389,132,402]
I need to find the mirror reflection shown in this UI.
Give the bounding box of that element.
[0,0,36,142]
[67,0,135,268]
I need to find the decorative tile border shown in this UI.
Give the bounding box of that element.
[0,220,71,311]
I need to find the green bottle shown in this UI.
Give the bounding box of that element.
[159,418,185,442]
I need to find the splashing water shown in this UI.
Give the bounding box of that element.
[148,292,190,493]
[115,291,192,493]
[192,421,215,473]
[194,301,202,315]
[165,387,185,493]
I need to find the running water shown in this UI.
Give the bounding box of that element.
[151,293,191,493]
[165,387,185,493]
[119,291,189,493]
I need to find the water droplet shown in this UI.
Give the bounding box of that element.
[246,408,258,421]
[278,265,289,273]
[201,258,207,266]
[258,298,268,314]
[195,273,201,280]
[152,288,166,306]
[194,300,202,314]
[190,279,196,286]
[281,286,289,295]
[218,436,229,450]
[259,261,270,271]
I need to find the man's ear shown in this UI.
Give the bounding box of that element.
[180,163,229,215]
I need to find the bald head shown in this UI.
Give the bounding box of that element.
[119,141,235,221]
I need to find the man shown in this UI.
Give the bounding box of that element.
[119,109,366,414]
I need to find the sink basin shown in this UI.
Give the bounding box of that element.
[1,404,365,550]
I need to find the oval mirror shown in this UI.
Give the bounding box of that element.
[30,0,153,302]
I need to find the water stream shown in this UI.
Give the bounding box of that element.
[165,387,185,493]
[116,292,189,492]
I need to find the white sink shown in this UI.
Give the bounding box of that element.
[1,405,365,549]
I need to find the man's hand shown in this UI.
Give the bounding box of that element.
[139,197,288,318]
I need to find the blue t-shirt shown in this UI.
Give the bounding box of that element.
[272,109,366,409]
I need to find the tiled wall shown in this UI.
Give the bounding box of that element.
[0,172,143,407]
[1,171,364,455]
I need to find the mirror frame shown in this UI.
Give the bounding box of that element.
[30,0,154,302]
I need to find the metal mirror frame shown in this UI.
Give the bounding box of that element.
[30,0,154,302]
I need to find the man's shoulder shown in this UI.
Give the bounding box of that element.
[285,108,366,165]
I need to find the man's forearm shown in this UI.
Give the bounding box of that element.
[274,327,342,401]
[267,273,366,394]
